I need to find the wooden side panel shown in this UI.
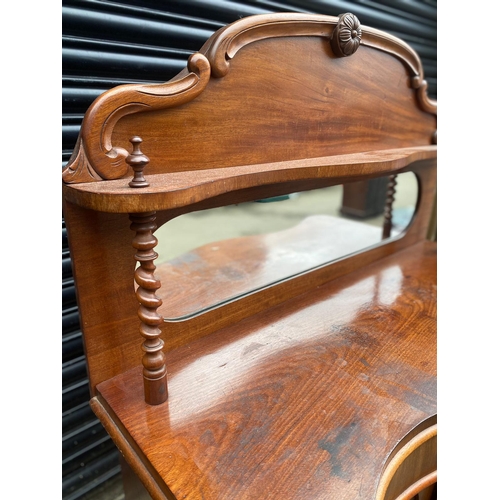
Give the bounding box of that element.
[63,198,142,394]
[113,37,435,175]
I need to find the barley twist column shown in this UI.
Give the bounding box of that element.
[382,174,398,239]
[130,211,168,405]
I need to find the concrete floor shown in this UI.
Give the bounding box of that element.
[81,173,418,500]
[80,476,125,500]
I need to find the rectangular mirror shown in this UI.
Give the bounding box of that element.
[153,172,418,320]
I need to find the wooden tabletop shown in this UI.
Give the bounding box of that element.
[95,240,436,499]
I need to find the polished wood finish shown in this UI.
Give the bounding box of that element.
[95,242,436,499]
[376,417,437,500]
[130,211,167,405]
[62,11,437,499]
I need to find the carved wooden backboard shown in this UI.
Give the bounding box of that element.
[63,13,436,185]
[62,13,437,396]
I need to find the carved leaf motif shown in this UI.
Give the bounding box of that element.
[62,137,103,183]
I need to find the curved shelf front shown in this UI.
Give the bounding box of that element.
[62,146,436,214]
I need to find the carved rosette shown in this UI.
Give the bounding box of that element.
[130,212,168,405]
[331,13,362,57]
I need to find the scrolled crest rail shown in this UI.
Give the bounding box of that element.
[63,53,211,183]
[62,13,436,185]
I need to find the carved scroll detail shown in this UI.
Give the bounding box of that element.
[130,212,168,405]
[203,14,341,78]
[361,31,436,117]
[330,13,362,57]
[382,175,398,239]
[411,77,437,115]
[63,53,211,184]
[63,137,104,182]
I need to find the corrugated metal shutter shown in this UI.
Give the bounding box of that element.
[62,1,436,498]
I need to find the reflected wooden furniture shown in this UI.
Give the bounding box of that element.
[62,12,437,500]
[341,177,389,219]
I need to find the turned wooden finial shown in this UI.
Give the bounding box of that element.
[127,136,150,188]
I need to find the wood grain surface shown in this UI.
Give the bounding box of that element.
[62,13,438,498]
[96,240,436,499]
[62,147,436,213]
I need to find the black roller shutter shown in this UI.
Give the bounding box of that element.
[62,1,436,498]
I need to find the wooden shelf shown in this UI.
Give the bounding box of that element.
[94,240,437,500]
[62,146,436,214]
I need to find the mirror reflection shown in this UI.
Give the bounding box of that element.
[154,172,418,320]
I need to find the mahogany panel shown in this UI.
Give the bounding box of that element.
[96,240,436,500]
[113,38,434,174]
[62,14,436,185]
[62,199,142,394]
